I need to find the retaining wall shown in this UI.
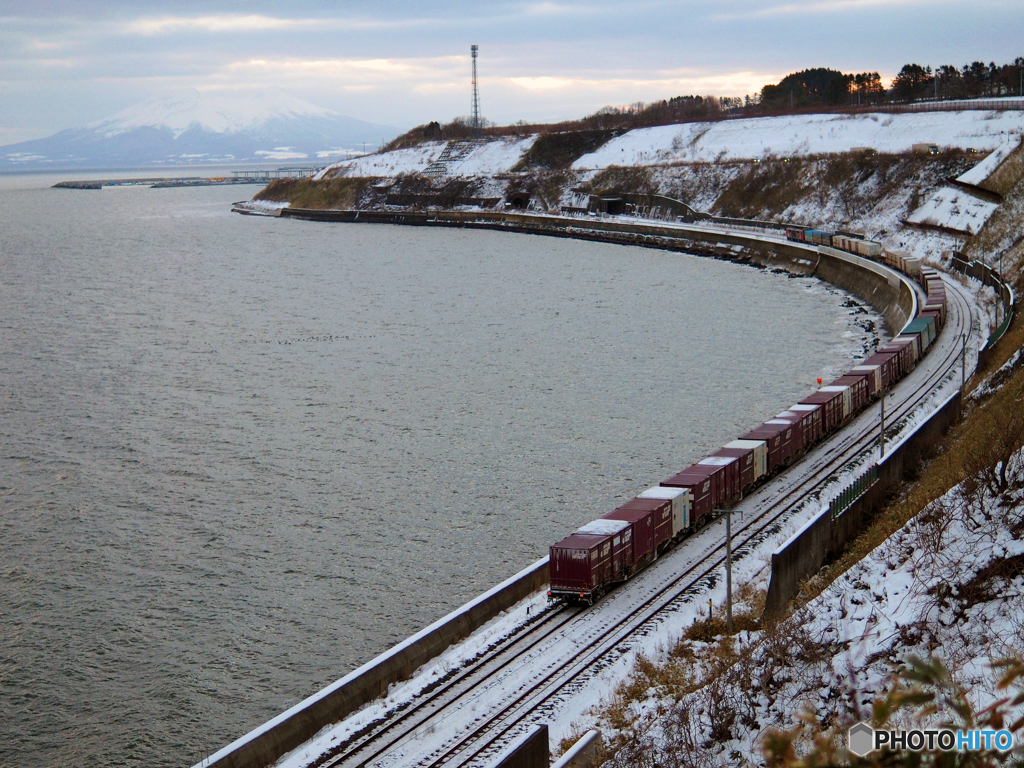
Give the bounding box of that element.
[196,558,548,768]
[763,391,962,615]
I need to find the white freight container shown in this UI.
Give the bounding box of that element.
[640,486,691,535]
[819,385,853,419]
[849,364,882,392]
[725,439,768,480]
[576,518,631,537]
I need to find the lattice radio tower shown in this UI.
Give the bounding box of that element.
[470,44,481,140]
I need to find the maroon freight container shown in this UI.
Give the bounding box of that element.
[786,403,823,445]
[662,466,719,526]
[878,339,915,377]
[549,524,633,602]
[863,351,899,389]
[832,374,870,412]
[605,508,655,564]
[769,413,806,455]
[606,497,673,558]
[799,389,846,435]
[741,421,795,472]
[697,455,741,502]
[894,333,922,361]
[712,447,755,494]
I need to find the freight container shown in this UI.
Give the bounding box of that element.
[920,309,943,335]
[662,466,719,526]
[832,374,870,412]
[880,337,917,374]
[576,518,634,578]
[922,302,946,330]
[741,422,795,471]
[699,455,741,502]
[607,497,674,557]
[676,461,728,509]
[639,486,692,536]
[848,364,882,394]
[903,316,936,350]
[799,389,846,434]
[862,351,899,388]
[786,403,824,445]
[893,332,922,360]
[768,414,806,455]
[604,506,657,566]
[833,234,882,258]
[549,520,630,602]
[819,384,853,419]
[804,230,833,247]
[725,439,768,481]
[713,446,755,494]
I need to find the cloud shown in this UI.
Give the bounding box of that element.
[120,12,432,36]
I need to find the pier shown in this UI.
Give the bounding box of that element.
[52,167,316,190]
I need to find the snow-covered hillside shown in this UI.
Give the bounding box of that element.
[571,108,1024,168]
[0,88,399,169]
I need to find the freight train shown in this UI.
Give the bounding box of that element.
[548,266,948,604]
[785,228,882,259]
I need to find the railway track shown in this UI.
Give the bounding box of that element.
[294,272,980,768]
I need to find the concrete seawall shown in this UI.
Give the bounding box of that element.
[206,207,919,768]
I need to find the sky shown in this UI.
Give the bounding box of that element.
[1,0,1023,145]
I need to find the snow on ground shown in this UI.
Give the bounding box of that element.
[906,187,1001,234]
[316,136,535,180]
[446,136,536,175]
[956,139,1020,186]
[316,142,447,178]
[572,110,1024,168]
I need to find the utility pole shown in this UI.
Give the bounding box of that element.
[725,507,733,633]
[879,395,886,459]
[961,333,967,390]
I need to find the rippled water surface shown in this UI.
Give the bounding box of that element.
[0,171,878,767]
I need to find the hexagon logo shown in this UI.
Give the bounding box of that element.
[848,722,874,757]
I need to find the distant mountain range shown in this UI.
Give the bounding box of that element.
[0,88,399,170]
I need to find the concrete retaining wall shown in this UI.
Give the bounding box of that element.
[491,725,550,768]
[196,557,548,768]
[763,391,962,615]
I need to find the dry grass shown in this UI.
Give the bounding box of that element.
[511,129,618,171]
[254,177,375,209]
[583,165,659,197]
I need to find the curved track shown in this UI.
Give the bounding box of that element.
[284,270,980,768]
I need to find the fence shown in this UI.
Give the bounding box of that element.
[949,253,1016,365]
[830,465,878,519]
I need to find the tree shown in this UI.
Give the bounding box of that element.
[892,63,932,100]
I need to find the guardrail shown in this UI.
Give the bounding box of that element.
[949,253,1016,363]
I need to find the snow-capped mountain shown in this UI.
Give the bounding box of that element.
[0,88,399,170]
